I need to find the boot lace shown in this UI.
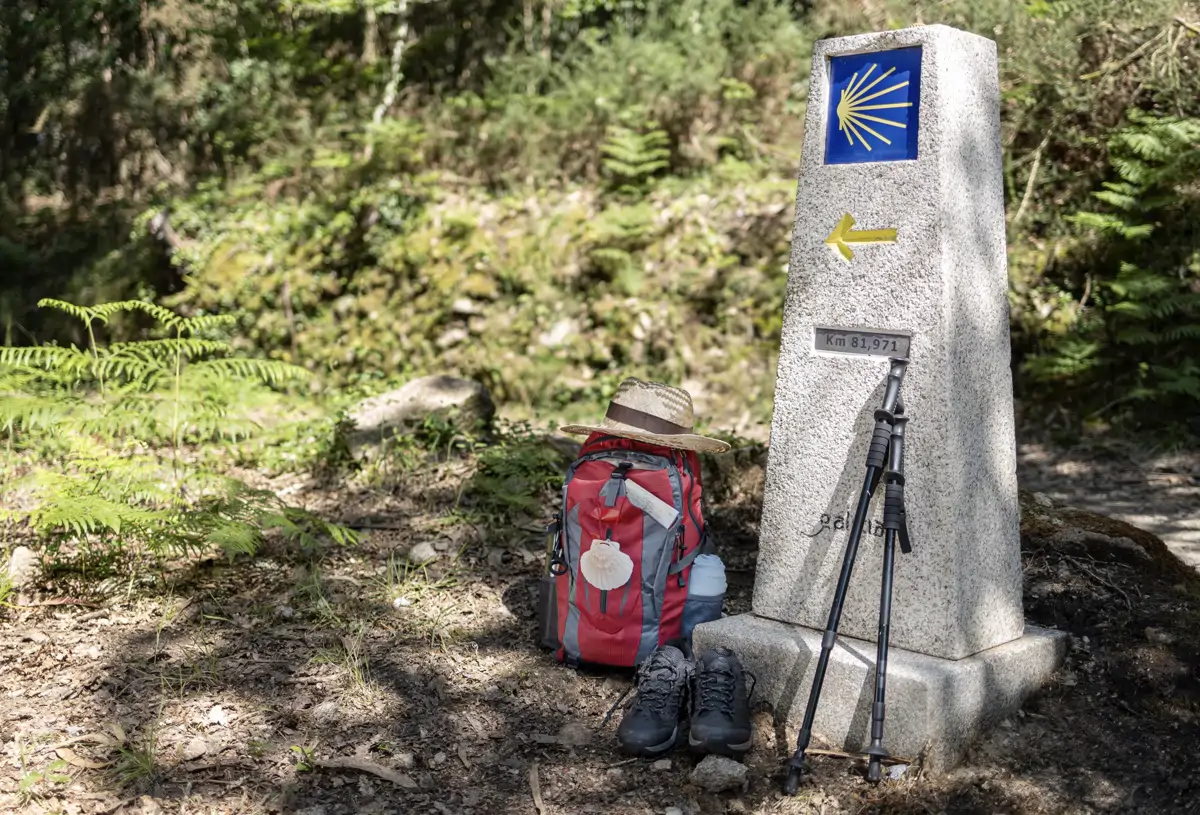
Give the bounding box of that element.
[694,662,757,717]
[695,664,736,714]
[599,653,688,729]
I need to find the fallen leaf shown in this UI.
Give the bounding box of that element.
[457,744,471,769]
[315,756,417,788]
[55,747,110,769]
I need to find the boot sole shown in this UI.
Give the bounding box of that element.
[688,731,753,758]
[619,725,679,758]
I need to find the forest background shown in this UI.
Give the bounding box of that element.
[3,5,1200,809]
[3,0,1200,443]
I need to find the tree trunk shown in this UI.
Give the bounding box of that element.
[364,2,380,64]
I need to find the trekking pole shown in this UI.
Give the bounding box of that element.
[865,408,911,782]
[783,358,908,796]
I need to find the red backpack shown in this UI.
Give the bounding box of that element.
[537,433,715,669]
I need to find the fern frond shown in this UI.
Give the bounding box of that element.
[94,300,182,329]
[190,357,312,387]
[36,299,101,325]
[109,338,231,360]
[1092,189,1140,212]
[203,520,262,558]
[0,394,75,433]
[0,345,92,372]
[26,490,164,537]
[177,314,239,335]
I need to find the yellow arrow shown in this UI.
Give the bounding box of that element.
[825,213,898,262]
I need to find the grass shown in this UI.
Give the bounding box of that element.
[295,565,346,628]
[375,551,467,649]
[312,622,378,701]
[378,552,460,607]
[156,644,224,697]
[15,734,72,806]
[110,738,158,790]
[0,568,14,612]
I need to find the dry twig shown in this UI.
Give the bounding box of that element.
[529,760,547,815]
[314,756,417,788]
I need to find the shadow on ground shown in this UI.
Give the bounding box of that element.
[2,441,1199,814]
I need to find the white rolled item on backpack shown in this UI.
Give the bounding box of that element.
[624,478,680,529]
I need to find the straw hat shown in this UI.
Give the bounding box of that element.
[560,377,731,454]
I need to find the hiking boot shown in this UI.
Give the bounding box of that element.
[615,645,692,757]
[688,646,754,758]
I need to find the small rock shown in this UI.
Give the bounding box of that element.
[689,754,746,793]
[1032,492,1054,508]
[557,721,591,747]
[312,700,340,724]
[665,808,684,815]
[407,542,439,566]
[436,327,469,349]
[887,763,909,780]
[451,298,483,316]
[392,596,412,609]
[1145,627,1176,645]
[135,796,163,814]
[652,758,672,771]
[277,605,295,619]
[207,705,229,727]
[538,318,580,349]
[8,546,39,589]
[181,737,207,761]
[432,751,447,766]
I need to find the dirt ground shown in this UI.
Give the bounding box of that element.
[2,437,1199,815]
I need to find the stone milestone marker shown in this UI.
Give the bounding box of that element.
[694,24,1066,771]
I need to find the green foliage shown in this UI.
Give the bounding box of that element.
[0,298,358,574]
[601,126,671,196]
[465,421,574,525]
[17,757,70,804]
[1024,110,1200,426]
[6,0,1200,439]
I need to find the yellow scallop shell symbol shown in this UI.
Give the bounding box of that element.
[835,64,913,152]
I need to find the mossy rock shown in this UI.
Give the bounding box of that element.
[1018,489,1198,584]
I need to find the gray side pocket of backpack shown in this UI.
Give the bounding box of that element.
[681,593,725,644]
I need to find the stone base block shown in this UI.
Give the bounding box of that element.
[693,613,1067,772]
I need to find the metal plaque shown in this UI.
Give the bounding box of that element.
[813,325,911,359]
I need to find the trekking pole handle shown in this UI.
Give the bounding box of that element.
[887,414,907,476]
[880,357,909,416]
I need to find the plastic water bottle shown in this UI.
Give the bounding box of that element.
[681,554,726,646]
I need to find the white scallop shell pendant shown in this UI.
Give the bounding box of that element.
[579,539,634,591]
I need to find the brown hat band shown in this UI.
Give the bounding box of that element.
[605,402,691,436]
